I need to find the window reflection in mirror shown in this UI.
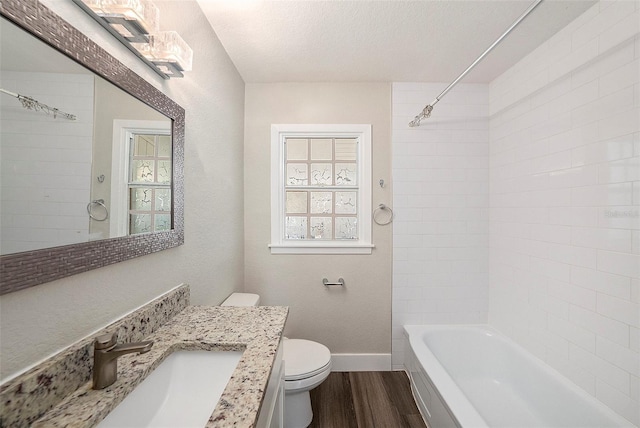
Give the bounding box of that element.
[0,17,172,255]
[128,132,172,235]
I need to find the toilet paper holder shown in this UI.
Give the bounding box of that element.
[322,278,345,287]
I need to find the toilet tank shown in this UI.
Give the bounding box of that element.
[221,293,260,307]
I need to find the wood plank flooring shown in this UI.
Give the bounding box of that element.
[308,371,427,428]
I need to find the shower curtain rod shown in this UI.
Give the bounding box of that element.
[0,88,77,121]
[409,0,544,127]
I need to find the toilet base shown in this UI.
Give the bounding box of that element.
[284,390,313,428]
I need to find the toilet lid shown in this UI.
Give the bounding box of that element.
[283,339,331,381]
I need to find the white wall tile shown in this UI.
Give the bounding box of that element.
[631,326,640,352]
[596,335,640,376]
[599,9,640,53]
[550,38,599,82]
[597,250,640,278]
[571,183,633,206]
[572,87,635,129]
[597,206,640,230]
[572,297,632,346]
[552,350,598,395]
[571,265,632,299]
[600,58,640,95]
[489,1,639,424]
[549,206,599,227]
[392,82,490,365]
[548,314,596,351]
[597,293,640,327]
[596,378,640,425]
[572,227,633,252]
[572,134,637,167]
[548,278,597,310]
[599,107,640,140]
[570,343,632,396]
[598,157,640,184]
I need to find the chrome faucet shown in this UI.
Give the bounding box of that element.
[92,331,153,390]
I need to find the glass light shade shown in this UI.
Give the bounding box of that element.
[81,0,105,13]
[134,31,193,72]
[98,0,159,34]
[151,31,193,72]
[132,40,153,60]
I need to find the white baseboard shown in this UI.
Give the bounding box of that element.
[330,353,392,372]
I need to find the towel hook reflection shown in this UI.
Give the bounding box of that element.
[87,199,109,221]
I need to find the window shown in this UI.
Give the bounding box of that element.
[270,124,372,254]
[109,120,171,237]
[128,133,172,234]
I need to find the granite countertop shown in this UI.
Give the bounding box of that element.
[32,305,288,428]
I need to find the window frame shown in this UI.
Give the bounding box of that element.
[269,124,373,254]
[110,119,171,238]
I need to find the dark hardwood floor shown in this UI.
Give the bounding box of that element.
[308,371,427,428]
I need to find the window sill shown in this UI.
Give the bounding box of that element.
[268,243,374,255]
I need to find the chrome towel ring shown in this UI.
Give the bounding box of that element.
[373,204,393,226]
[87,199,109,221]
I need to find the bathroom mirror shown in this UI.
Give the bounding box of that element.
[0,0,185,295]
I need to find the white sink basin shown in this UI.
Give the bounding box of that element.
[98,350,243,428]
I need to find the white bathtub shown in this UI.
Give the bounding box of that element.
[403,325,634,428]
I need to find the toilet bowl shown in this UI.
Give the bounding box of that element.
[282,338,331,428]
[221,293,332,428]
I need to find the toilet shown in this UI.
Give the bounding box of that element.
[221,293,332,428]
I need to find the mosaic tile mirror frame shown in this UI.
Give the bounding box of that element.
[0,0,185,294]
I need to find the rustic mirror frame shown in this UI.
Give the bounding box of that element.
[0,0,185,295]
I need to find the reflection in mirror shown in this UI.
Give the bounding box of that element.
[0,16,172,255]
[92,77,171,240]
[0,0,184,295]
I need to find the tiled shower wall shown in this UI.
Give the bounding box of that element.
[0,72,94,254]
[489,1,639,424]
[391,82,490,368]
[392,1,638,423]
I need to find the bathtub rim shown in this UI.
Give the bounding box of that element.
[404,324,489,428]
[403,324,636,428]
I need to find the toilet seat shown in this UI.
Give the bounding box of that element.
[283,339,332,385]
[287,360,331,381]
[284,363,331,391]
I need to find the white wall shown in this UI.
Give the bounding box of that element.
[0,0,245,380]
[391,83,490,369]
[244,83,393,364]
[489,1,639,424]
[0,72,94,254]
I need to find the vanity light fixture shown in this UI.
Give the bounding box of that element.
[74,0,193,78]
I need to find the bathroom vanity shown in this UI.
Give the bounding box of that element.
[0,285,288,427]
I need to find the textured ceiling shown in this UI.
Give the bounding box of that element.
[197,0,596,83]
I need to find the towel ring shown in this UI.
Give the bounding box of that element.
[87,199,109,221]
[373,204,393,226]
